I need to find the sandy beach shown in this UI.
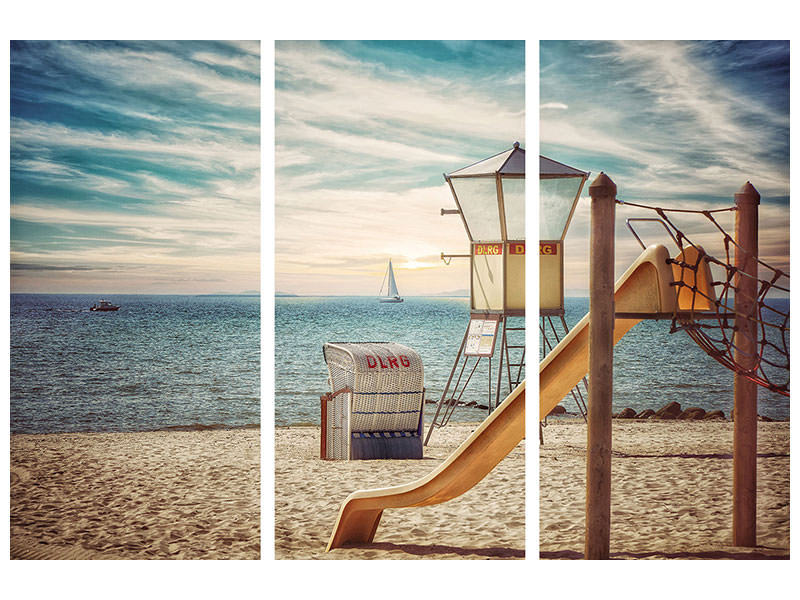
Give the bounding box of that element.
[10,428,260,560]
[539,418,789,559]
[275,422,525,559]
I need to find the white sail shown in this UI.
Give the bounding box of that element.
[387,260,399,297]
[378,259,403,302]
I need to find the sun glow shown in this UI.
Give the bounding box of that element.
[401,259,435,270]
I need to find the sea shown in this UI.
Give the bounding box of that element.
[274,296,505,426]
[10,294,260,434]
[549,297,790,421]
[275,295,789,428]
[12,293,787,435]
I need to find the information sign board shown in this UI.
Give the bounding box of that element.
[464,314,501,356]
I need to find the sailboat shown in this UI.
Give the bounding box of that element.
[378,259,403,303]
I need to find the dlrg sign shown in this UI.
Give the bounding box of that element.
[474,242,525,255]
[366,354,411,369]
[474,243,503,255]
[540,242,558,255]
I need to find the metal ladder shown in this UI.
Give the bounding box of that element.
[539,314,588,444]
[424,315,525,446]
[497,316,525,401]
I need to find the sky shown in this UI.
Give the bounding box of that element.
[275,40,525,296]
[540,40,790,296]
[10,40,260,294]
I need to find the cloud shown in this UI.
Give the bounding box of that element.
[541,41,788,200]
[11,263,102,271]
[10,41,260,293]
[277,118,470,173]
[275,41,525,295]
[541,41,789,293]
[276,42,524,155]
[11,118,260,174]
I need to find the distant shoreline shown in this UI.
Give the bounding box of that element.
[11,292,260,297]
[275,294,469,298]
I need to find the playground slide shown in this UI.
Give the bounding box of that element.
[326,380,525,551]
[540,243,714,421]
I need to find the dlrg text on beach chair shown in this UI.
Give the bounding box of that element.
[321,342,424,460]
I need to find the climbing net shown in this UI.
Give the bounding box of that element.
[618,198,789,397]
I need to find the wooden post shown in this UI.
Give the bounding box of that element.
[733,181,759,546]
[320,394,329,459]
[585,172,617,559]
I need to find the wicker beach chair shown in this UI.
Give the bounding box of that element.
[321,342,424,460]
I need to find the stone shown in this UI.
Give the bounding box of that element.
[636,409,655,419]
[548,405,567,416]
[679,407,706,420]
[617,407,636,419]
[655,401,682,419]
[704,410,726,420]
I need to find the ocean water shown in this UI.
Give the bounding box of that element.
[276,295,789,428]
[10,294,260,434]
[274,297,523,426]
[545,297,790,420]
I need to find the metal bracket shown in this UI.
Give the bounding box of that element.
[625,217,680,251]
[440,252,470,265]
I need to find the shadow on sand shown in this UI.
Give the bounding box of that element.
[540,549,789,560]
[345,541,525,559]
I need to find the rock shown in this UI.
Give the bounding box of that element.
[655,401,682,419]
[758,415,774,422]
[636,409,655,419]
[548,405,567,416]
[679,407,706,420]
[704,410,725,420]
[617,407,636,419]
[465,401,477,407]
[477,404,489,411]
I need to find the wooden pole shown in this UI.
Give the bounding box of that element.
[733,181,759,546]
[320,394,329,459]
[585,172,617,559]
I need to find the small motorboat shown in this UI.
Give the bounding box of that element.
[90,300,120,312]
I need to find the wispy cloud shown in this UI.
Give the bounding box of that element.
[275,41,525,295]
[11,41,260,293]
[541,102,568,110]
[540,41,789,292]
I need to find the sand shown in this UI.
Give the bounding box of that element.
[539,418,789,559]
[10,428,260,560]
[274,423,525,559]
[13,418,786,561]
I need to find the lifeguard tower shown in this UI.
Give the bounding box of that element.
[539,156,590,429]
[425,143,526,445]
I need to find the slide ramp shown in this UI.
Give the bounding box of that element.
[326,380,525,551]
[539,244,714,421]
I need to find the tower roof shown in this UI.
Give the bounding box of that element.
[448,143,525,178]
